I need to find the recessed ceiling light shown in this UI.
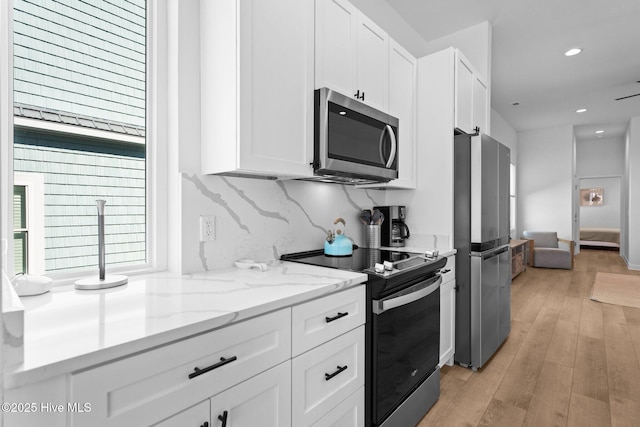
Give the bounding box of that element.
[564,48,583,57]
[576,108,587,113]
[595,130,604,134]
[339,111,347,116]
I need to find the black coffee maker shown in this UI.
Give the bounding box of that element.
[375,206,410,247]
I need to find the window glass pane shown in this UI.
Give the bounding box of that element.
[13,0,146,275]
[14,231,27,274]
[510,163,516,197]
[13,185,26,230]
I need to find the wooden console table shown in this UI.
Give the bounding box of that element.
[510,239,529,279]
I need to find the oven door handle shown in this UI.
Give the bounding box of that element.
[372,275,442,314]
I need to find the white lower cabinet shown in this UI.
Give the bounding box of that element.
[292,326,365,426]
[440,255,456,367]
[312,387,364,427]
[152,401,210,427]
[70,308,291,426]
[209,361,292,427]
[154,361,291,427]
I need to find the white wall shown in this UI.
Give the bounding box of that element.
[517,125,574,240]
[576,137,625,177]
[579,177,620,228]
[422,21,492,84]
[490,108,517,164]
[626,117,640,269]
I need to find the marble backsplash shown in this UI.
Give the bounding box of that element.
[180,173,387,272]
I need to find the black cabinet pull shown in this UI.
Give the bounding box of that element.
[188,356,237,379]
[361,91,365,101]
[325,312,348,323]
[325,365,348,381]
[354,90,360,99]
[217,410,228,427]
[201,422,209,427]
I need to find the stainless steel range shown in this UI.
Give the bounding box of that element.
[281,247,446,426]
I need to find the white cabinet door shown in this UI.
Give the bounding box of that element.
[316,0,388,112]
[439,256,456,367]
[210,361,292,427]
[201,0,314,178]
[356,38,416,190]
[355,13,388,112]
[153,401,209,427]
[386,38,416,188]
[315,0,357,98]
[473,74,489,135]
[454,51,475,135]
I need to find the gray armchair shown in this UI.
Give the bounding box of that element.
[522,231,575,270]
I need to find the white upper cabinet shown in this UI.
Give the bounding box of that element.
[315,0,388,112]
[200,0,314,178]
[355,14,389,112]
[454,49,489,136]
[359,38,416,190]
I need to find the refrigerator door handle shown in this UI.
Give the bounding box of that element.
[471,244,510,259]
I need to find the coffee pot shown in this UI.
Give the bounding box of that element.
[375,206,410,247]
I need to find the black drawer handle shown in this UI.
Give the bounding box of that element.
[189,356,237,379]
[325,365,348,381]
[201,422,209,427]
[325,312,348,323]
[217,410,228,427]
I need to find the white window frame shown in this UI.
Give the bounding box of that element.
[1,0,168,283]
[13,172,45,275]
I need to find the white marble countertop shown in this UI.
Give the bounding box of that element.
[5,261,366,388]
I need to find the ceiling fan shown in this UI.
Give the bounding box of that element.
[615,80,640,101]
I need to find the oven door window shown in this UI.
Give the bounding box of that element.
[372,282,440,423]
[327,101,397,169]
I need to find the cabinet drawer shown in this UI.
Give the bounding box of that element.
[71,308,291,427]
[292,326,365,426]
[442,255,456,284]
[311,387,364,427]
[292,286,365,356]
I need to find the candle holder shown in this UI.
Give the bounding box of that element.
[75,200,128,290]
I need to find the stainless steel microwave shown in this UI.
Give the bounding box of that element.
[312,88,399,184]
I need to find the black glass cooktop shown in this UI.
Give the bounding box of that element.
[281,247,444,278]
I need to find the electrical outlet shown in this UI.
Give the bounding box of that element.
[200,216,215,241]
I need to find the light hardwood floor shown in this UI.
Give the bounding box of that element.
[418,248,640,427]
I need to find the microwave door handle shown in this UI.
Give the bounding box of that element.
[382,124,397,168]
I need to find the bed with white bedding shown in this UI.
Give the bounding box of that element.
[579,227,620,248]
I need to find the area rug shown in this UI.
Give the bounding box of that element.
[590,272,640,309]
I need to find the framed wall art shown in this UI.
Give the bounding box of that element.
[580,188,604,206]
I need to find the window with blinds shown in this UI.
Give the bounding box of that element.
[14,185,27,274]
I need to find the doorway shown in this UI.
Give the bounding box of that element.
[578,176,622,250]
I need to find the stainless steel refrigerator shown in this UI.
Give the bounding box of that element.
[454,132,511,370]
